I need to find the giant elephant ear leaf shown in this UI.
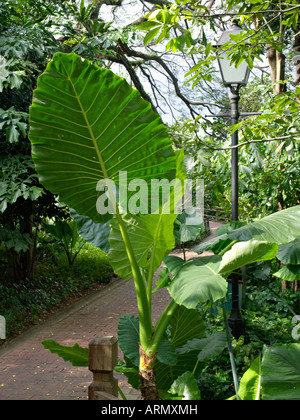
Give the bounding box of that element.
[29,52,177,223]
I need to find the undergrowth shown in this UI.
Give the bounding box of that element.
[0,237,113,342]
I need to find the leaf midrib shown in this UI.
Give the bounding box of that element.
[61,62,109,181]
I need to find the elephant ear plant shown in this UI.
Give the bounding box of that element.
[29,53,300,400]
[29,52,228,399]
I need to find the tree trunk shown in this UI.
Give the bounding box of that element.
[5,201,38,283]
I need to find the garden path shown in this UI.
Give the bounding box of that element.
[0,221,221,400]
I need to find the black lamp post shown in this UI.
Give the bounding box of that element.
[216,20,251,222]
[215,20,252,338]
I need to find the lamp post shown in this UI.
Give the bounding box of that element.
[215,20,252,338]
[216,20,251,223]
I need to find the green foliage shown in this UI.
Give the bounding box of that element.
[42,340,89,367]
[167,255,228,308]
[168,371,201,400]
[0,239,112,339]
[43,220,85,266]
[218,241,279,275]
[29,52,177,224]
[108,213,176,280]
[0,154,43,213]
[173,210,205,246]
[238,343,300,400]
[70,208,111,253]
[261,343,300,400]
[0,228,33,254]
[238,357,261,400]
[116,306,207,398]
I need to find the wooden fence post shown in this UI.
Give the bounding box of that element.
[88,336,119,400]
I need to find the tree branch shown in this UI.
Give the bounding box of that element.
[196,134,300,151]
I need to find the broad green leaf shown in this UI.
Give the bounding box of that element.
[229,206,300,244]
[152,267,171,292]
[29,52,177,223]
[277,239,300,265]
[163,255,185,277]
[42,340,88,367]
[193,233,229,254]
[155,306,206,392]
[70,208,110,253]
[168,305,206,349]
[168,371,201,400]
[273,264,300,282]
[238,357,261,400]
[194,206,300,255]
[108,213,177,280]
[168,255,227,309]
[261,344,300,400]
[218,241,278,274]
[176,331,228,362]
[118,314,140,367]
[174,210,204,244]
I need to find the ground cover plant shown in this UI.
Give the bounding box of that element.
[29,52,300,400]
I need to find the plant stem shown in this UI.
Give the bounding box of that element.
[221,297,240,400]
[118,386,127,400]
[146,213,164,311]
[182,242,186,261]
[218,240,238,257]
[116,213,153,349]
[147,299,178,356]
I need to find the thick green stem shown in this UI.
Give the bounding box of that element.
[116,211,153,349]
[219,240,238,257]
[146,299,178,357]
[146,213,164,310]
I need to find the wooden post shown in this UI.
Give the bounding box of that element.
[88,336,119,400]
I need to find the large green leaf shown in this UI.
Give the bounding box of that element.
[108,213,177,280]
[70,208,110,253]
[176,331,228,362]
[273,264,300,282]
[277,238,300,265]
[168,371,201,400]
[155,305,206,392]
[173,210,204,245]
[164,255,186,277]
[194,206,300,255]
[29,52,177,223]
[228,206,300,244]
[218,240,278,275]
[261,344,300,400]
[42,340,88,367]
[238,357,261,400]
[168,255,228,309]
